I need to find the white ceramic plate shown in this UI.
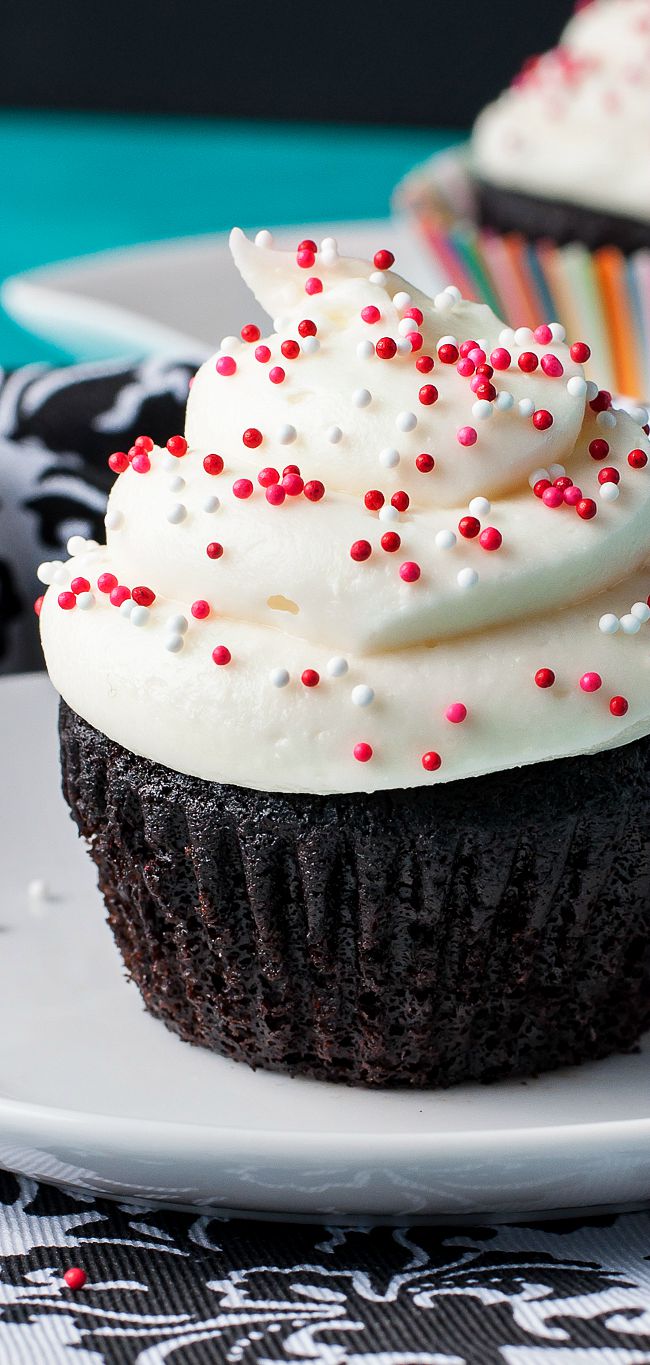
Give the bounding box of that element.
[2,673,650,1223]
[0,220,443,363]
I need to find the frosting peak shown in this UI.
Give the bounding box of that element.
[40,231,650,794]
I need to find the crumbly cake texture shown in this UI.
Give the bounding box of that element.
[474,180,650,255]
[60,699,650,1089]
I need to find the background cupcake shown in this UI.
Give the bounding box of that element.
[40,231,650,1088]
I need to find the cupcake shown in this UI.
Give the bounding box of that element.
[39,230,650,1089]
[472,0,650,254]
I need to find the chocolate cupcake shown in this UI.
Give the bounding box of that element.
[472,0,650,253]
[39,230,650,1088]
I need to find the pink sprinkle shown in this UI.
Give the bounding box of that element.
[563,485,583,505]
[542,487,564,508]
[468,347,486,365]
[456,358,475,378]
[233,478,254,499]
[457,426,478,447]
[216,355,237,377]
[305,277,323,295]
[490,347,511,370]
[212,645,231,666]
[353,742,373,763]
[191,600,210,619]
[282,473,304,496]
[361,305,381,324]
[255,345,271,363]
[399,561,421,583]
[266,484,286,505]
[131,452,151,474]
[580,672,602,693]
[446,702,467,724]
[534,324,553,344]
[541,354,564,377]
[269,366,285,384]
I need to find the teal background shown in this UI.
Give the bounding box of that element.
[0,112,459,367]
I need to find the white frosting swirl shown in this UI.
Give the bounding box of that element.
[471,0,650,223]
[40,230,650,794]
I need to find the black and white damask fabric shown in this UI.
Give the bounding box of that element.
[3,359,650,1361]
[2,1170,650,1363]
[0,357,193,675]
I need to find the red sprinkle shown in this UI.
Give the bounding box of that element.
[610,695,629,717]
[58,591,76,610]
[71,576,90,595]
[580,672,602,693]
[391,491,409,512]
[364,489,384,511]
[134,435,153,452]
[350,540,372,562]
[33,596,44,616]
[281,339,300,359]
[305,277,323,295]
[438,344,459,365]
[63,1268,87,1291]
[255,345,271,364]
[283,464,300,477]
[361,305,381,324]
[408,331,423,351]
[304,480,325,501]
[518,351,539,373]
[212,645,231,666]
[206,542,223,559]
[598,467,620,485]
[297,238,317,252]
[416,355,435,373]
[243,429,263,449]
[216,356,236,377]
[258,466,280,487]
[535,668,556,689]
[399,561,421,582]
[404,306,423,325]
[589,438,610,461]
[191,599,210,619]
[269,366,285,384]
[241,323,260,343]
[166,435,187,458]
[479,527,502,551]
[282,473,304,496]
[570,341,591,363]
[297,248,315,269]
[459,516,480,539]
[576,498,598,519]
[109,585,131,607]
[422,751,442,772]
[419,384,438,406]
[534,479,551,498]
[233,478,254,499]
[373,249,394,270]
[381,531,401,553]
[416,453,435,473]
[97,573,117,594]
[266,483,285,505]
[590,389,612,413]
[298,319,317,337]
[203,453,224,475]
[353,741,373,762]
[301,669,320,688]
[376,337,397,360]
[108,451,129,473]
[132,586,155,607]
[628,448,648,469]
[533,409,554,430]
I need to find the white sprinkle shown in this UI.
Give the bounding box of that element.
[85,539,100,550]
[270,667,290,688]
[301,336,320,355]
[438,334,457,347]
[435,529,457,550]
[379,504,400,523]
[457,567,479,589]
[167,475,185,493]
[166,503,187,524]
[162,452,179,471]
[37,561,55,585]
[353,388,372,408]
[518,398,535,418]
[396,411,417,432]
[477,337,488,352]
[495,391,515,411]
[66,535,87,556]
[319,248,338,267]
[273,317,287,332]
[396,338,412,356]
[499,327,516,346]
[586,380,599,401]
[469,496,491,518]
[550,322,566,342]
[202,495,220,513]
[597,410,617,429]
[326,425,343,444]
[629,405,649,426]
[393,291,412,311]
[351,684,375,707]
[529,467,550,488]
[119,597,135,618]
[472,399,493,421]
[369,270,387,286]
[327,656,349,678]
[320,236,338,253]
[599,614,620,634]
[77,591,95,610]
[599,481,620,502]
[620,613,641,635]
[52,567,67,584]
[105,507,123,530]
[277,424,296,445]
[27,878,48,901]
[446,285,462,302]
[434,291,455,313]
[398,317,416,337]
[631,601,650,623]
[515,327,534,345]
[130,605,150,627]
[220,335,240,354]
[255,229,273,247]
[167,614,188,634]
[356,339,374,360]
[548,463,565,479]
[379,447,400,468]
[567,376,588,398]
[165,634,184,653]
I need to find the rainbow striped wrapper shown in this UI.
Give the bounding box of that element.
[395,147,650,400]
